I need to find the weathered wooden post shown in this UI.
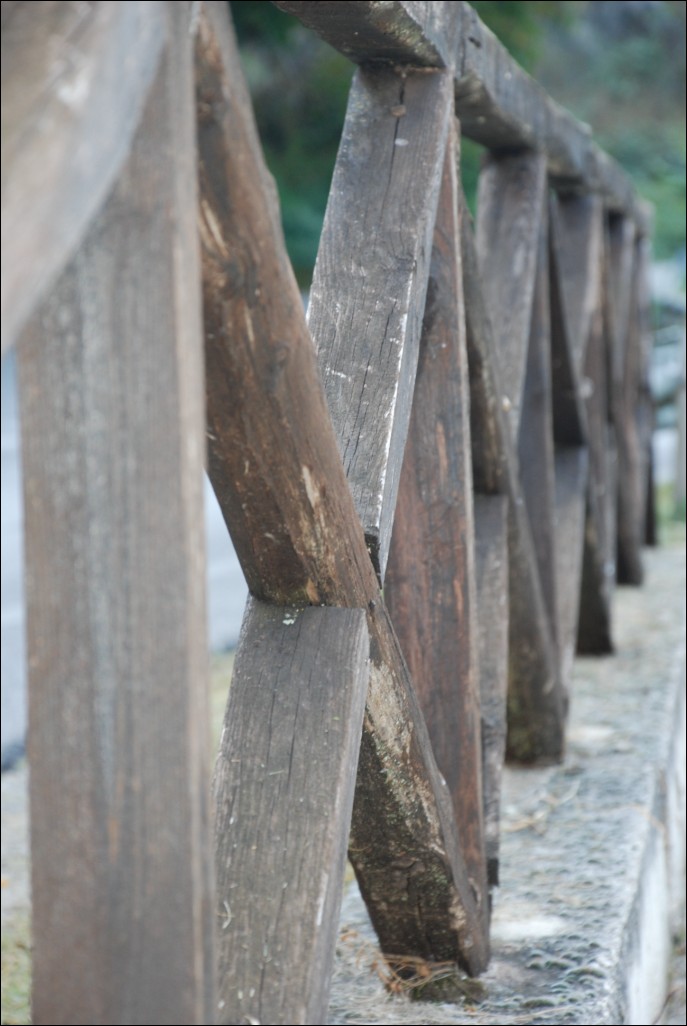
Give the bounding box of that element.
[14,5,215,1021]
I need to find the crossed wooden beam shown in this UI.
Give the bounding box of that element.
[199,2,652,1020]
[5,2,653,1023]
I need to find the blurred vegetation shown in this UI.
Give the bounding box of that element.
[232,3,353,282]
[656,482,687,545]
[232,1,686,281]
[536,0,686,259]
[1,910,31,1025]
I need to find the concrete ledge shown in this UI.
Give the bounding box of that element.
[1,546,684,1024]
[330,544,686,1025]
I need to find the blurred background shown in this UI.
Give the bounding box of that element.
[2,0,685,768]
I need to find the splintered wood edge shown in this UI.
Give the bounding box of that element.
[214,602,369,1025]
[308,64,454,579]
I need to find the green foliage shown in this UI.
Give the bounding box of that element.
[232,1,685,276]
[610,126,686,258]
[536,0,686,258]
[470,1,579,69]
[232,2,352,283]
[656,483,687,545]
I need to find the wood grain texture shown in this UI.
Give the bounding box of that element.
[517,206,558,643]
[615,237,652,585]
[450,3,648,232]
[554,447,589,683]
[473,494,509,889]
[350,603,489,976]
[549,194,615,654]
[504,490,565,764]
[576,250,616,655]
[606,214,637,395]
[385,125,488,945]
[1,1,165,351]
[214,602,369,1026]
[460,192,511,496]
[549,194,604,381]
[272,1,649,231]
[196,2,381,609]
[549,197,588,447]
[461,193,563,763]
[476,150,546,437]
[18,8,214,1022]
[308,64,453,579]
[273,0,452,67]
[196,0,487,976]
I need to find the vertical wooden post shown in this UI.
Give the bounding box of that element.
[473,494,509,889]
[18,6,214,1023]
[616,235,653,584]
[517,203,559,645]
[548,195,590,682]
[550,194,615,655]
[386,124,488,941]
[476,150,547,438]
[553,448,589,681]
[308,63,453,579]
[462,186,562,763]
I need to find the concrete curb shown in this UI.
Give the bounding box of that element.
[330,544,686,1025]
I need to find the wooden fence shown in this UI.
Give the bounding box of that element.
[1,2,654,1023]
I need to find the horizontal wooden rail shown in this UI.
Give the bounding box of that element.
[273,0,651,232]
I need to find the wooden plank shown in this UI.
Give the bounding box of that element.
[196,1,487,977]
[460,194,510,496]
[615,288,644,585]
[18,7,214,1023]
[616,238,653,585]
[548,197,588,447]
[1,1,165,351]
[576,263,616,654]
[517,205,558,640]
[214,602,369,1026]
[645,437,657,547]
[196,3,381,610]
[505,495,565,764]
[461,191,563,763]
[476,150,547,438]
[473,495,509,890]
[554,448,589,683]
[549,194,604,380]
[606,214,637,394]
[350,604,489,977]
[307,64,453,579]
[273,0,451,67]
[385,124,488,944]
[451,3,648,232]
[549,193,615,654]
[272,1,650,232]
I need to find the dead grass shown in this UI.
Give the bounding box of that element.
[1,910,31,1025]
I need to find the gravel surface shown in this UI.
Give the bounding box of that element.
[2,545,685,1025]
[327,544,686,1025]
